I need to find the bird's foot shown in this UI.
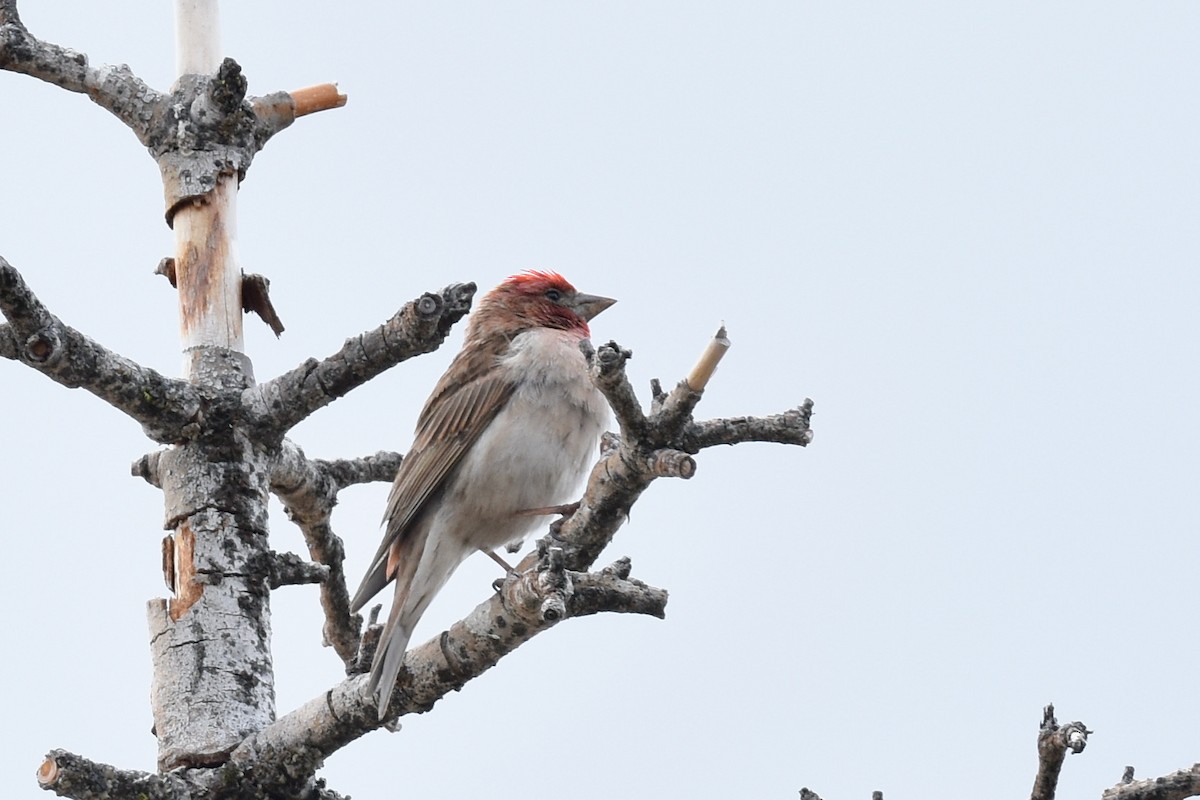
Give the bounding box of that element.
[483,548,526,593]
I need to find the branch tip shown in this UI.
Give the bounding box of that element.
[132,451,164,487]
[291,83,348,117]
[686,323,730,391]
[36,756,58,787]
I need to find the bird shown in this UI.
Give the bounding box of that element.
[350,270,615,719]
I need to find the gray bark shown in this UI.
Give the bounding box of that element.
[2,4,808,798]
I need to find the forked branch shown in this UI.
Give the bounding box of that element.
[540,331,815,573]
[269,441,403,669]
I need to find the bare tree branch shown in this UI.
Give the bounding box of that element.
[1031,703,1091,800]
[37,750,184,800]
[0,257,202,443]
[323,451,404,490]
[0,7,164,141]
[6,11,814,786]
[536,337,815,574]
[569,556,670,618]
[250,282,476,439]
[684,323,730,391]
[37,747,350,800]
[1,11,345,233]
[287,83,348,117]
[1103,764,1200,800]
[268,441,403,669]
[588,340,648,440]
[267,551,329,588]
[683,401,816,451]
[0,322,15,359]
[228,549,667,777]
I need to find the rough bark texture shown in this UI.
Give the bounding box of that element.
[1030,704,1091,800]
[269,442,403,669]
[7,5,1198,800]
[0,256,202,443]
[1102,765,1200,800]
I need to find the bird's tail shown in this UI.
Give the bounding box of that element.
[367,613,413,721]
[367,542,463,720]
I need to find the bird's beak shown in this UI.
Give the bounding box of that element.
[573,292,616,321]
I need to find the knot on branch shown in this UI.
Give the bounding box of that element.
[132,450,165,487]
[596,340,632,372]
[210,57,247,114]
[1061,721,1091,754]
[600,555,633,580]
[155,58,279,226]
[440,282,476,321]
[536,545,570,621]
[415,292,441,317]
[22,327,61,365]
[644,448,696,479]
[501,542,573,623]
[383,282,474,353]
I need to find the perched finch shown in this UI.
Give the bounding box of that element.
[350,271,615,719]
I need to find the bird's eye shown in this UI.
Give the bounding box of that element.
[544,288,563,302]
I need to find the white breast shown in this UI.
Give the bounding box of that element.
[437,328,609,552]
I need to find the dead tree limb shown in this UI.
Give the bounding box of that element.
[4,3,815,797]
[269,441,402,669]
[1103,764,1200,800]
[0,257,202,443]
[1030,703,1091,800]
[533,334,814,573]
[250,283,476,440]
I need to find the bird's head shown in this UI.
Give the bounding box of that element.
[471,270,616,338]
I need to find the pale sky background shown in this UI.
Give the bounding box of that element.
[2,3,1198,798]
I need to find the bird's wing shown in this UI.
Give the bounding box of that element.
[349,337,517,612]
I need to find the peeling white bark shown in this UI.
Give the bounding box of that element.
[2,4,815,797]
[173,171,245,372]
[149,440,277,770]
[174,0,220,78]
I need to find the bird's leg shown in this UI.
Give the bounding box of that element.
[483,548,515,573]
[491,502,585,591]
[516,501,582,539]
[484,548,521,593]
